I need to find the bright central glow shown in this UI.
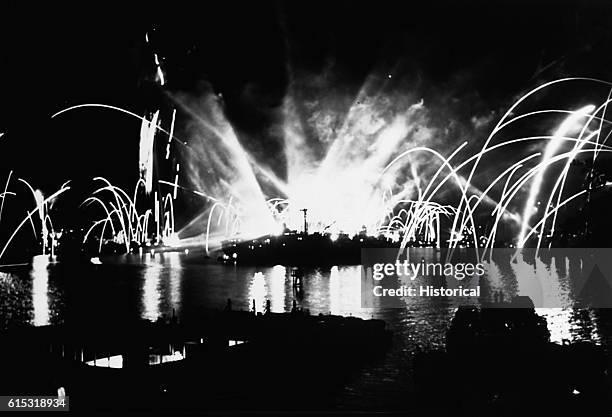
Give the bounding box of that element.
[262,105,417,237]
[52,78,612,255]
[162,232,181,247]
[183,92,438,243]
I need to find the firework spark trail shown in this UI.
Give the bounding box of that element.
[18,179,63,257]
[83,218,108,245]
[139,110,160,194]
[394,132,610,256]
[82,178,176,252]
[158,180,219,202]
[145,30,166,87]
[379,144,483,253]
[400,105,604,252]
[166,109,177,160]
[517,104,596,246]
[51,104,192,150]
[0,176,69,261]
[489,145,603,256]
[94,178,156,242]
[177,94,278,240]
[541,100,612,249]
[379,200,453,248]
[447,78,612,249]
[519,189,589,245]
[0,185,70,261]
[92,179,134,247]
[486,160,533,255]
[0,171,14,225]
[169,78,612,254]
[131,178,148,223]
[175,80,435,243]
[54,76,612,256]
[275,93,432,237]
[592,90,612,163]
[81,196,118,237]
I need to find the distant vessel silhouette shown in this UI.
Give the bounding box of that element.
[220,208,437,265]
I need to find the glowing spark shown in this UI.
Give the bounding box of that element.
[0,185,70,261]
[139,111,159,194]
[166,109,176,160]
[51,76,612,260]
[51,104,189,149]
[154,53,165,86]
[517,104,596,246]
[0,171,13,225]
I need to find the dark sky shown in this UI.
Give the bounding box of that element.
[0,0,611,226]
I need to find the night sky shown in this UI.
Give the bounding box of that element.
[1,0,612,232]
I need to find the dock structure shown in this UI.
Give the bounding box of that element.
[1,308,391,412]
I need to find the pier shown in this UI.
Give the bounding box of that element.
[1,308,391,412]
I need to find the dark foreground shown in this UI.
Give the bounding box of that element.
[416,298,611,416]
[1,308,391,413]
[1,300,610,416]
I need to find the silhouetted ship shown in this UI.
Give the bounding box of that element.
[220,231,405,266]
[220,207,438,265]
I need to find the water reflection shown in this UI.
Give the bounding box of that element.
[168,252,182,314]
[140,253,187,321]
[31,255,50,326]
[244,266,368,317]
[0,250,606,351]
[506,252,602,344]
[329,266,367,317]
[141,254,163,321]
[268,265,286,312]
[537,308,602,344]
[0,272,32,329]
[329,266,341,315]
[248,271,266,313]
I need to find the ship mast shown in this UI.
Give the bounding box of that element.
[300,208,308,235]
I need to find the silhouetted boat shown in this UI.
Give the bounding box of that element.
[220,231,435,266]
[413,296,609,415]
[2,309,392,412]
